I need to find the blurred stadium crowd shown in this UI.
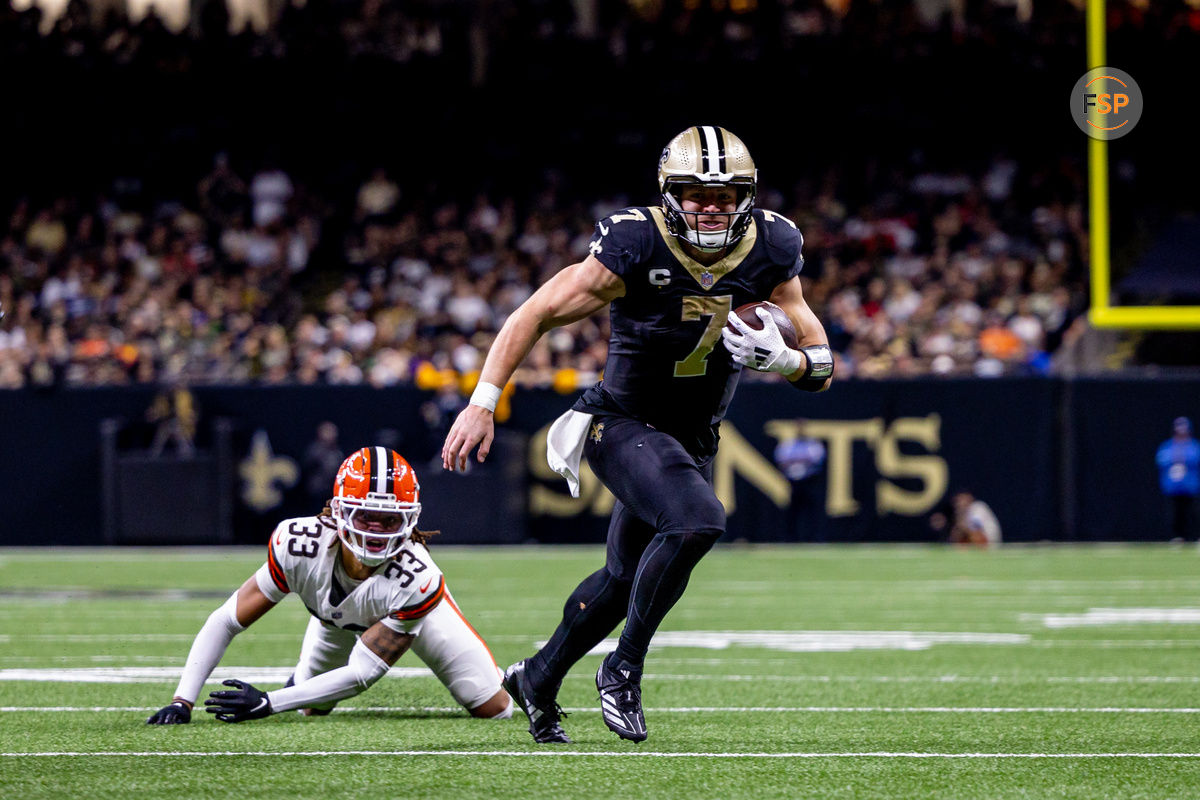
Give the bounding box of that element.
[1,0,1195,391]
[0,151,1091,390]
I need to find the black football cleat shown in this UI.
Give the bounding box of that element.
[596,657,647,742]
[503,660,571,744]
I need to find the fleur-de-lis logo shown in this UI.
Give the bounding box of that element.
[239,430,299,513]
[589,421,605,444]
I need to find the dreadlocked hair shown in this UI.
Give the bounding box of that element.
[410,528,438,546]
[318,504,337,528]
[318,504,439,547]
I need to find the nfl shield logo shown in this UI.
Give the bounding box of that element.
[700,271,714,288]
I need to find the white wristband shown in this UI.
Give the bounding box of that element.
[469,381,502,412]
[777,347,803,376]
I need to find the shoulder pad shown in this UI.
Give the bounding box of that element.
[754,209,805,275]
[755,209,802,251]
[592,207,653,249]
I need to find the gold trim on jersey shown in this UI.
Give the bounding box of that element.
[649,206,757,291]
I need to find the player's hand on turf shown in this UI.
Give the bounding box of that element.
[146,700,191,725]
[441,404,495,472]
[204,679,273,723]
[722,307,803,375]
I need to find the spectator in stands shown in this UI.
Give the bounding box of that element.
[248,159,293,228]
[355,168,401,224]
[198,152,248,230]
[1156,416,1200,541]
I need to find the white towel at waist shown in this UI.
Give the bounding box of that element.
[545,409,594,498]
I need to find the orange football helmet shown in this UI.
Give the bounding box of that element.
[331,446,421,566]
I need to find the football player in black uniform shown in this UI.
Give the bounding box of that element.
[442,126,833,743]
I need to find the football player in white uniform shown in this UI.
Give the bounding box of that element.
[146,446,512,724]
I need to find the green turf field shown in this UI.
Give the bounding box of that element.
[2,544,1199,799]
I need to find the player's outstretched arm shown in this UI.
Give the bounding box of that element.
[205,620,415,722]
[146,576,277,725]
[441,255,624,472]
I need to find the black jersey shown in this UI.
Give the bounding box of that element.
[573,206,804,458]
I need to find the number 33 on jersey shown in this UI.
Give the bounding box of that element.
[257,517,446,634]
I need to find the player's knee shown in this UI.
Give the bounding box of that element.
[674,529,722,563]
[468,688,513,719]
[604,559,639,586]
[299,705,336,717]
[566,567,631,614]
[660,497,725,537]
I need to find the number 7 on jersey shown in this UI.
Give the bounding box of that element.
[674,295,732,377]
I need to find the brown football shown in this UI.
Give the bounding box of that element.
[727,301,799,349]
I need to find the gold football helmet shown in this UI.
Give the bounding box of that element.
[658,125,757,251]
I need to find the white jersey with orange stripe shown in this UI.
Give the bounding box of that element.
[253,516,445,636]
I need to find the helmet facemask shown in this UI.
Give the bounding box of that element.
[661,177,756,252]
[332,493,421,567]
[330,446,422,568]
[657,125,758,253]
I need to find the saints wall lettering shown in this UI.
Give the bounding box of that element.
[529,416,948,521]
[710,423,790,513]
[528,422,792,517]
[765,415,947,517]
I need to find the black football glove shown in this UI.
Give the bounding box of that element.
[204,679,274,723]
[146,700,192,725]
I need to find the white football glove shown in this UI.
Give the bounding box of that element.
[721,307,803,375]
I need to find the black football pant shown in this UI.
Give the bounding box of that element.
[526,416,724,694]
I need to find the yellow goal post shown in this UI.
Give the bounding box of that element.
[1086,0,1200,329]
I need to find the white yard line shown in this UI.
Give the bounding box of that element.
[0,666,434,683]
[709,580,1200,592]
[4,667,1200,685]
[636,672,1199,683]
[7,634,1198,648]
[0,633,536,644]
[5,705,1200,714]
[3,750,1200,759]
[1029,640,1200,648]
[1025,608,1200,627]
